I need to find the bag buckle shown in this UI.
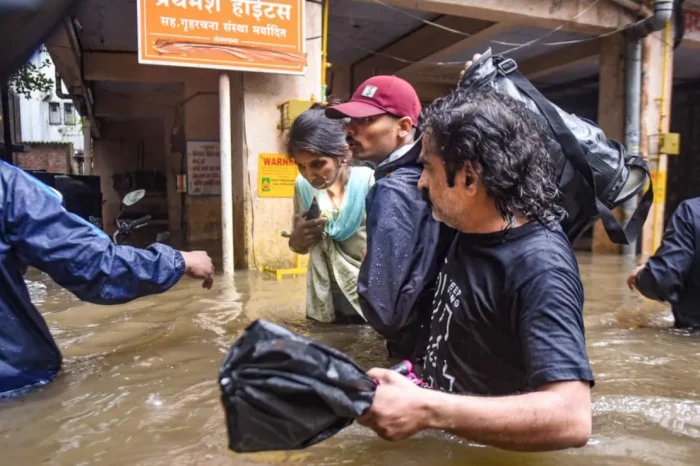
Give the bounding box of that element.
[497,58,518,76]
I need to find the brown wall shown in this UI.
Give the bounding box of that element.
[15,143,73,174]
[183,80,223,247]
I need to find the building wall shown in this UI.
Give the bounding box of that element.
[93,119,167,234]
[14,142,73,174]
[80,0,322,267]
[242,2,323,269]
[180,2,323,269]
[183,78,222,250]
[18,49,84,151]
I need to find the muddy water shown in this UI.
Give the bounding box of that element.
[2,254,700,465]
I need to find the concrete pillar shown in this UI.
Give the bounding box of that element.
[82,117,92,175]
[230,72,248,270]
[592,33,625,254]
[641,26,675,256]
[163,111,184,248]
[219,72,235,278]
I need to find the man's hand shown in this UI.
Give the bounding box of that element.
[357,368,432,441]
[289,211,327,253]
[459,53,482,81]
[627,264,646,291]
[181,251,214,289]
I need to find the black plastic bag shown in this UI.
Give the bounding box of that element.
[218,319,376,453]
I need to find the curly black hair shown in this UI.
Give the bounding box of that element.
[421,86,564,225]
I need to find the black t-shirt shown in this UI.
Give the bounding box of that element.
[422,221,594,396]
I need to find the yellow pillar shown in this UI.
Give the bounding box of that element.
[641,24,675,256]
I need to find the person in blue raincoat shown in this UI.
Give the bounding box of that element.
[628,197,700,329]
[0,160,215,396]
[325,76,455,361]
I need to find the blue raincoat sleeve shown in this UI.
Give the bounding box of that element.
[358,170,443,339]
[4,163,186,304]
[637,200,698,303]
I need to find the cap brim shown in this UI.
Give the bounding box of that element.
[325,101,386,120]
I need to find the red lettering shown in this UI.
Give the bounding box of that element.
[686,10,700,32]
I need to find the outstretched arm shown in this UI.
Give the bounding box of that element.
[3,163,212,303]
[630,202,696,302]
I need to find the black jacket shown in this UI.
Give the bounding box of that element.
[358,142,455,360]
[637,197,700,328]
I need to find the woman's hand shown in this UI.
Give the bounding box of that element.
[289,211,327,253]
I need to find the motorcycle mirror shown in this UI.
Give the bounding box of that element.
[122,189,146,207]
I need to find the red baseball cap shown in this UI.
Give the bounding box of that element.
[325,75,421,126]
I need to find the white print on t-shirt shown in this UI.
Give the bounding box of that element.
[424,268,462,392]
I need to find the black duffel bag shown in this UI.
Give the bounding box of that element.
[458,48,652,245]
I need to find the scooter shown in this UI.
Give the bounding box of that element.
[113,189,172,246]
[112,189,152,245]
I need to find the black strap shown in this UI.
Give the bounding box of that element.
[506,68,653,245]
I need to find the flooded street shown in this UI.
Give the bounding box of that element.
[2,254,700,466]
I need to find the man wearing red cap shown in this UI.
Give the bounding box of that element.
[326,76,455,361]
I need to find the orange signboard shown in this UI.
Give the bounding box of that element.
[137,0,305,74]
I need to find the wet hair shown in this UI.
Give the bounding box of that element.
[421,86,564,225]
[286,101,347,159]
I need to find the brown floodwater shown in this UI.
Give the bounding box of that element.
[2,253,700,465]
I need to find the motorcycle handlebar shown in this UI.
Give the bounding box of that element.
[129,215,152,230]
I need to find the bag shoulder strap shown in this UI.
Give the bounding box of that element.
[500,61,652,245]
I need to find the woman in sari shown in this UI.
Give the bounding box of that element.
[287,104,374,324]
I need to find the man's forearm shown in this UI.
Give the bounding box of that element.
[421,384,591,452]
[636,267,667,302]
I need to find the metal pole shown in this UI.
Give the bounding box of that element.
[1,82,13,163]
[219,72,234,278]
[622,37,642,256]
[320,0,329,102]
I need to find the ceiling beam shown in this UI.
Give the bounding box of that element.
[518,38,601,80]
[358,0,634,35]
[93,88,178,119]
[396,22,512,78]
[397,38,602,87]
[351,15,495,87]
[84,52,218,87]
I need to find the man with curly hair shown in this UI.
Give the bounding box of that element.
[359,87,594,452]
